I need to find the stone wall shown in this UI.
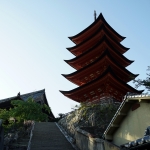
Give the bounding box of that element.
[58,103,120,149]
[75,127,120,150]
[58,119,120,150]
[75,127,104,150]
[58,103,119,139]
[58,110,80,138]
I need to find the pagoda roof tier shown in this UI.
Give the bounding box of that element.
[60,67,143,103]
[68,13,125,44]
[62,50,138,86]
[65,36,133,70]
[67,29,129,56]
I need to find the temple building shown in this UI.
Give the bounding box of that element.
[60,13,143,103]
[0,89,55,121]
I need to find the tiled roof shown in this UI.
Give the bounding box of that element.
[0,89,55,119]
[120,135,150,149]
[0,89,45,104]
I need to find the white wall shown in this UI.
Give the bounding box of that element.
[113,102,150,146]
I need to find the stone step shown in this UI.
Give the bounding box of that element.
[30,122,74,150]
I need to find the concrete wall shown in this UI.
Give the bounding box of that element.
[113,102,150,146]
[75,128,120,150]
[104,141,120,150]
[75,128,104,150]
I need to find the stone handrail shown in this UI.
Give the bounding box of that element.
[27,121,35,150]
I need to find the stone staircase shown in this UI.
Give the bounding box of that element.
[30,122,74,150]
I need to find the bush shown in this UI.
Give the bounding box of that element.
[0,98,51,131]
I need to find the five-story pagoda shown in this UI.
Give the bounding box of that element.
[60,13,143,103]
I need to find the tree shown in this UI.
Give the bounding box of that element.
[0,98,51,130]
[133,66,150,91]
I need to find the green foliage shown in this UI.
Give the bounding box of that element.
[78,102,118,125]
[10,98,50,122]
[0,98,51,130]
[0,109,11,130]
[134,66,150,91]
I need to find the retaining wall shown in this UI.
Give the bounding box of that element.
[75,127,120,150]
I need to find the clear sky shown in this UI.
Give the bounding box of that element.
[0,1,150,117]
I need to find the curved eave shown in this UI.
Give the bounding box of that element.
[67,33,129,56]
[68,23,122,47]
[43,93,55,119]
[64,60,77,70]
[65,36,133,67]
[62,50,138,81]
[60,67,143,95]
[67,37,129,52]
[100,13,126,41]
[68,13,125,44]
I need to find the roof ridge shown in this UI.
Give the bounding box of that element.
[0,89,45,102]
[68,13,125,43]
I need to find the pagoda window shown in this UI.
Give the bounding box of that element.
[96,71,100,74]
[98,88,102,92]
[90,74,94,78]
[90,59,94,63]
[86,99,90,102]
[84,77,88,80]
[93,96,98,100]
[85,62,89,66]
[93,96,98,99]
[90,91,95,95]
[84,94,88,98]
[109,88,113,92]
[114,91,118,95]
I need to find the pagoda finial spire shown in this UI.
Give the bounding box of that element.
[94,10,97,21]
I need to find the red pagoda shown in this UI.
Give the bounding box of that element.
[60,13,143,103]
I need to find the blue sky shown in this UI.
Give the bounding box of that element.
[0,1,150,117]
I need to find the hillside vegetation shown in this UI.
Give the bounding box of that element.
[58,101,120,138]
